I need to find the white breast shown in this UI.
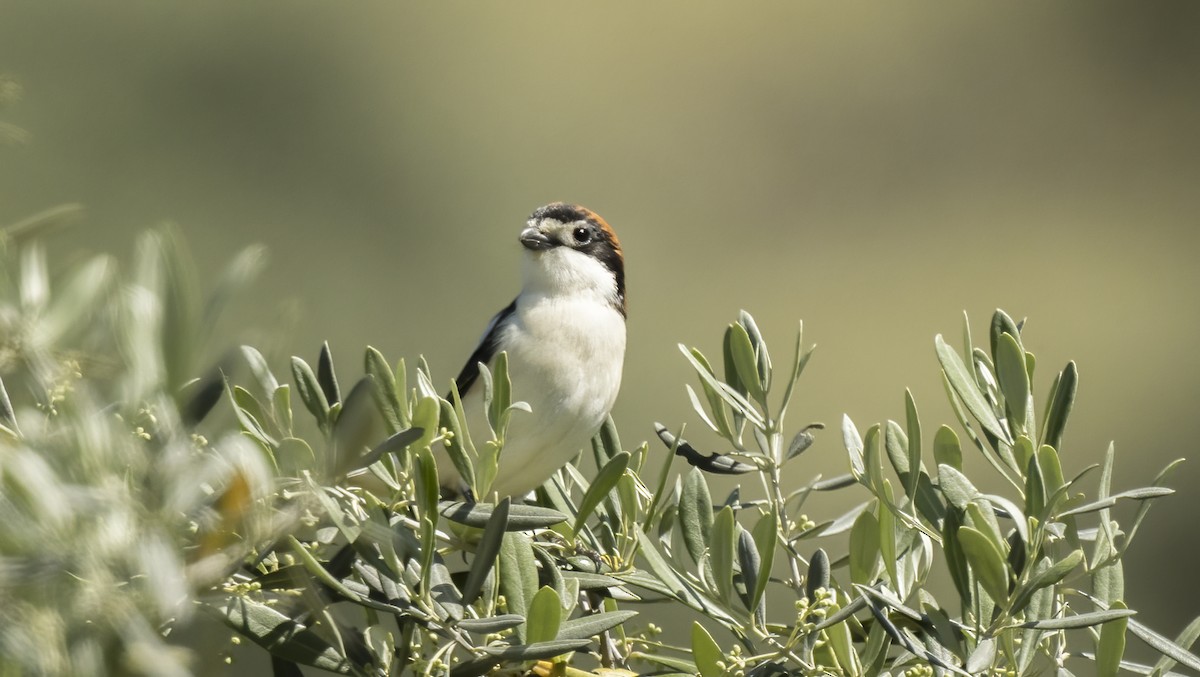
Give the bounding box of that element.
[484,292,625,497]
[437,290,625,499]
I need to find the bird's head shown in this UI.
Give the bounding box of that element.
[519,203,625,316]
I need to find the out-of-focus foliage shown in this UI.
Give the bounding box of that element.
[0,217,280,675]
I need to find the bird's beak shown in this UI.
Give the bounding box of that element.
[519,228,555,251]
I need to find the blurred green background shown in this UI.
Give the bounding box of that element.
[3,0,1199,666]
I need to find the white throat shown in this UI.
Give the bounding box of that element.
[521,248,620,309]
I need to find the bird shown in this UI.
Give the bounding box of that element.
[435,202,626,500]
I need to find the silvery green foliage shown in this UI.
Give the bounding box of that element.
[0,221,278,675]
[648,309,1198,677]
[637,311,1198,677]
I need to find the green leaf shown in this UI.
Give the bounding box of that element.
[456,615,525,634]
[779,320,813,418]
[812,473,856,491]
[728,321,765,404]
[935,334,1011,444]
[1097,600,1128,677]
[417,448,446,592]
[364,346,405,433]
[711,505,736,602]
[806,548,831,601]
[813,597,869,633]
[231,385,278,447]
[958,526,1010,608]
[560,571,623,590]
[287,536,403,617]
[750,511,777,610]
[275,437,317,476]
[692,343,730,436]
[241,344,279,400]
[1025,550,1083,598]
[204,596,351,673]
[823,500,871,537]
[933,425,962,472]
[995,332,1030,434]
[861,615,892,676]
[904,389,922,500]
[1012,435,1035,476]
[1058,487,1175,518]
[291,356,329,430]
[1042,361,1078,452]
[1038,444,1066,511]
[938,464,980,510]
[479,640,590,661]
[826,607,859,674]
[849,507,880,586]
[682,344,764,428]
[786,425,819,461]
[691,621,724,677]
[879,481,898,588]
[843,414,866,479]
[272,384,294,436]
[317,341,341,406]
[1024,452,1046,520]
[1019,608,1136,630]
[988,309,1022,361]
[965,501,1007,562]
[439,501,566,530]
[736,528,761,614]
[555,609,638,641]
[687,384,729,438]
[450,639,592,675]
[942,510,972,603]
[357,426,423,469]
[1093,559,1125,609]
[1122,458,1186,557]
[627,652,699,675]
[627,536,737,626]
[679,467,714,565]
[499,532,539,636]
[739,310,772,393]
[863,424,883,494]
[413,445,439,524]
[596,415,622,462]
[430,559,465,621]
[487,352,512,435]
[1017,560,1052,671]
[438,396,477,493]
[331,377,380,473]
[462,497,509,606]
[884,420,912,485]
[1139,614,1200,674]
[574,451,630,536]
[632,530,694,603]
[967,637,997,674]
[525,586,563,645]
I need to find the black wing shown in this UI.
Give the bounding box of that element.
[449,298,518,399]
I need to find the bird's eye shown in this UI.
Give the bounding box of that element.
[573,226,592,245]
